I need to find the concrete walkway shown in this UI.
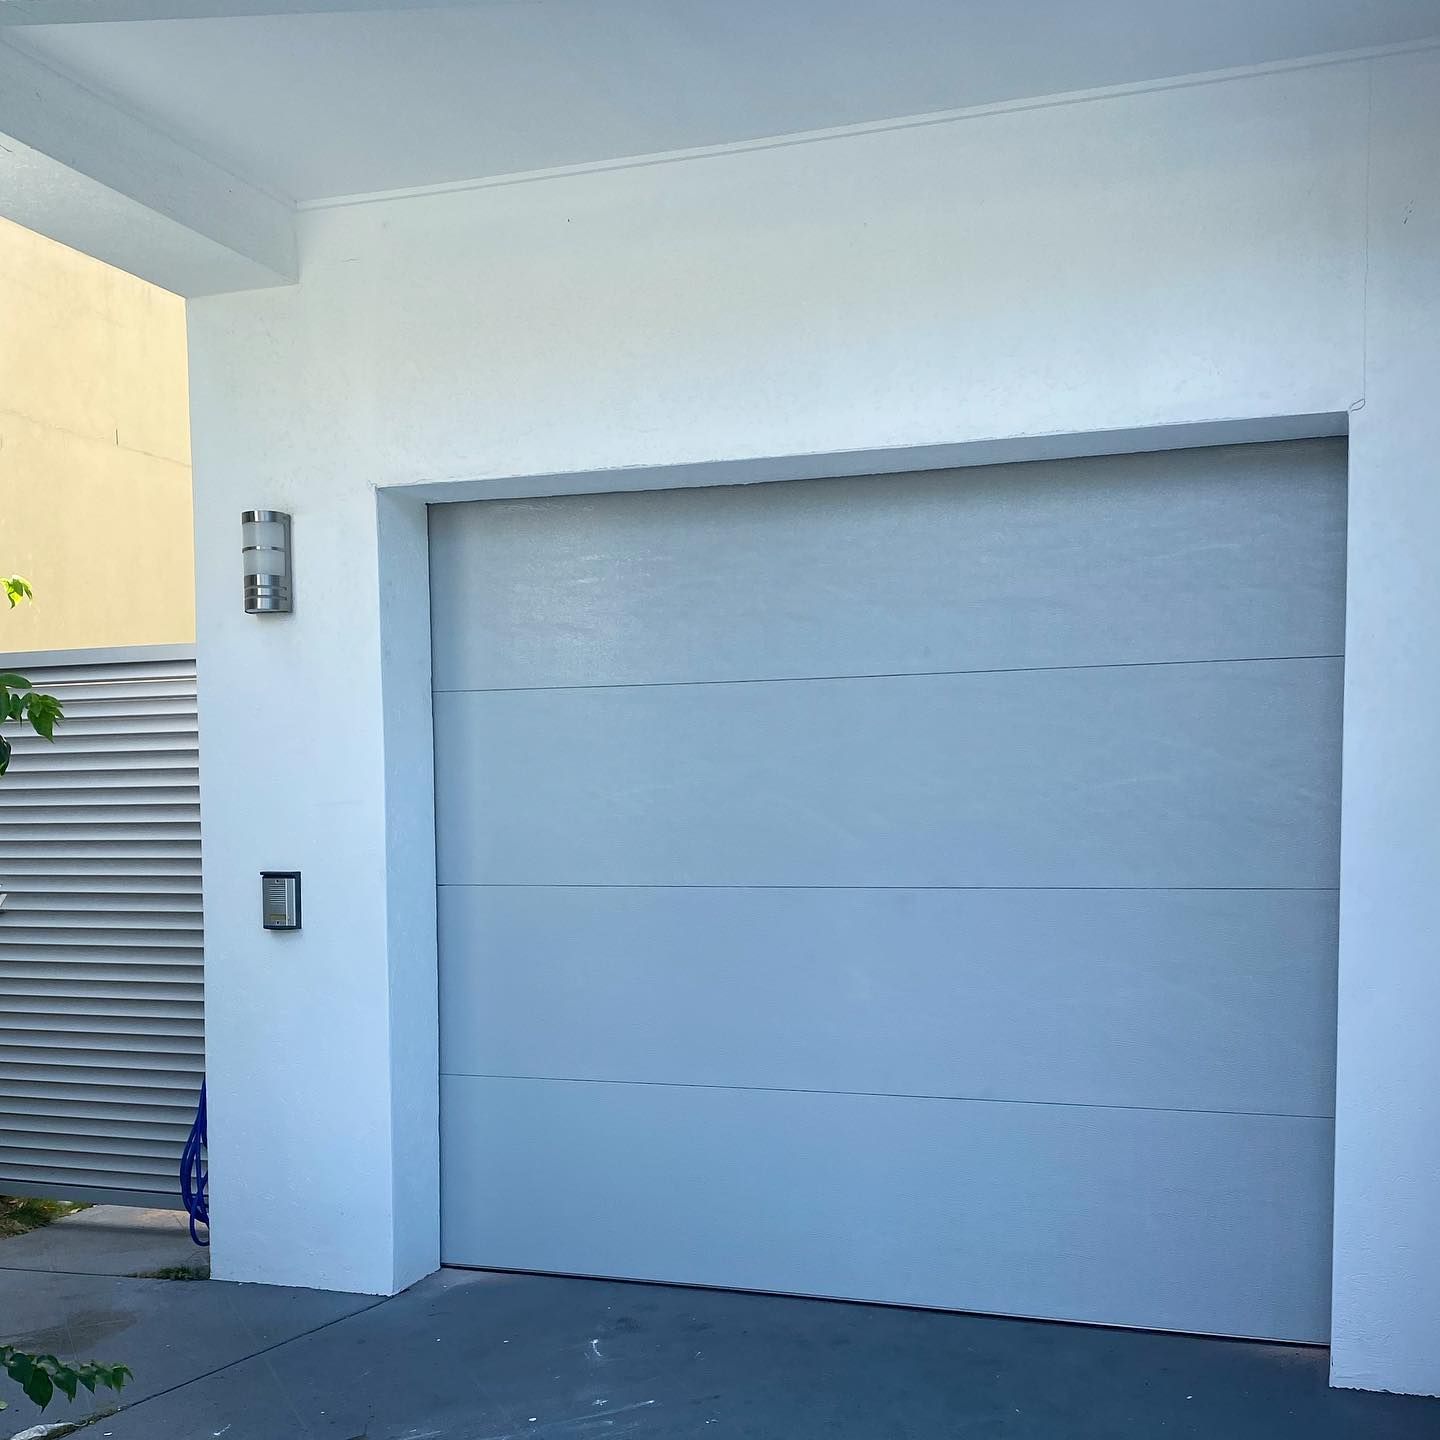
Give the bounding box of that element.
[3,1211,1439,1438]
[0,1207,206,1281]
[0,1209,371,1438]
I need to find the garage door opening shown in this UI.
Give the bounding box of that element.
[427,438,1344,1343]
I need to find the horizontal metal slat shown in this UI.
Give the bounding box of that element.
[0,1028,204,1058]
[0,929,202,954]
[0,1002,203,1036]
[2,984,201,1008]
[0,1127,185,1161]
[3,682,191,706]
[12,673,192,696]
[0,793,199,814]
[0,839,201,857]
[0,950,203,973]
[36,694,197,719]
[4,977,201,1004]
[2,1100,188,1134]
[0,1051,204,1082]
[0,889,201,911]
[2,1105,189,1139]
[0,958,201,984]
[6,882,198,912]
[0,1153,186,1191]
[0,1151,183,1185]
[0,1035,201,1062]
[1,892,203,915]
[0,816,198,834]
[0,657,194,686]
[0,915,202,938]
[2,1022,203,1048]
[7,716,198,741]
[0,1009,202,1039]
[0,810,200,832]
[0,1074,200,1111]
[23,679,196,704]
[0,771,196,794]
[0,780,200,801]
[0,852,203,875]
[42,677,194,696]
[42,667,193,682]
[2,905,205,936]
[1,914,204,937]
[3,973,203,996]
[5,749,198,772]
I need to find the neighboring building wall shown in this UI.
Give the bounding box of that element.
[0,216,193,651]
[182,48,1440,1395]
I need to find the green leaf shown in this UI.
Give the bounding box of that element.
[24,692,63,741]
[3,576,34,608]
[22,1366,53,1410]
[0,673,31,688]
[0,733,10,776]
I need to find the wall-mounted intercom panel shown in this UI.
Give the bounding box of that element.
[261,871,301,931]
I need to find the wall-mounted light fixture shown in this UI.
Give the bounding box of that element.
[241,510,293,614]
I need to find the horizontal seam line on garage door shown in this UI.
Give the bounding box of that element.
[430,652,1344,695]
[438,1072,1334,1121]
[437,882,1340,892]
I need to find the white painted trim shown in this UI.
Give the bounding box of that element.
[0,38,296,294]
[373,413,1346,1297]
[301,38,1440,212]
[372,412,1351,1313]
[374,487,440,1292]
[381,412,1350,506]
[0,642,196,669]
[0,0,504,20]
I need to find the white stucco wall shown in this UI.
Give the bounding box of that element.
[185,49,1439,1392]
[1331,48,1440,1398]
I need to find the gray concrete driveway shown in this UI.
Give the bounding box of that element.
[3,1210,1438,1439]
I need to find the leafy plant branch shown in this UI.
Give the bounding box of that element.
[0,577,121,1419]
[0,671,63,776]
[1,576,64,776]
[1,1346,131,1413]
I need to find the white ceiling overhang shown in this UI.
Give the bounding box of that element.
[3,0,1439,295]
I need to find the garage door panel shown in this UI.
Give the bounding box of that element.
[439,1075,1334,1342]
[430,440,1346,691]
[432,441,1343,1341]
[438,885,1337,1117]
[433,657,1342,890]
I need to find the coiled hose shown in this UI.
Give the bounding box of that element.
[180,1079,209,1246]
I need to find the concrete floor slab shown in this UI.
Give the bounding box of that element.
[73,1269,1440,1440]
[0,1268,377,1438]
[0,1207,206,1280]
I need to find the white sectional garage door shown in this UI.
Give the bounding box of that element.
[430,439,1345,1342]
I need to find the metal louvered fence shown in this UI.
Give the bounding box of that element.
[0,645,202,1207]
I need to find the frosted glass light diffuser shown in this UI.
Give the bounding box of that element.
[241,509,293,613]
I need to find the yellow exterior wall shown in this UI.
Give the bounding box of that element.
[0,215,193,652]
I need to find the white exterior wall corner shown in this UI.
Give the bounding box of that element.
[1331,46,1440,1397]
[191,392,401,1292]
[184,49,1440,1392]
[375,487,440,1293]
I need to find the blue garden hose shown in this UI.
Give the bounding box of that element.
[180,1079,209,1246]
